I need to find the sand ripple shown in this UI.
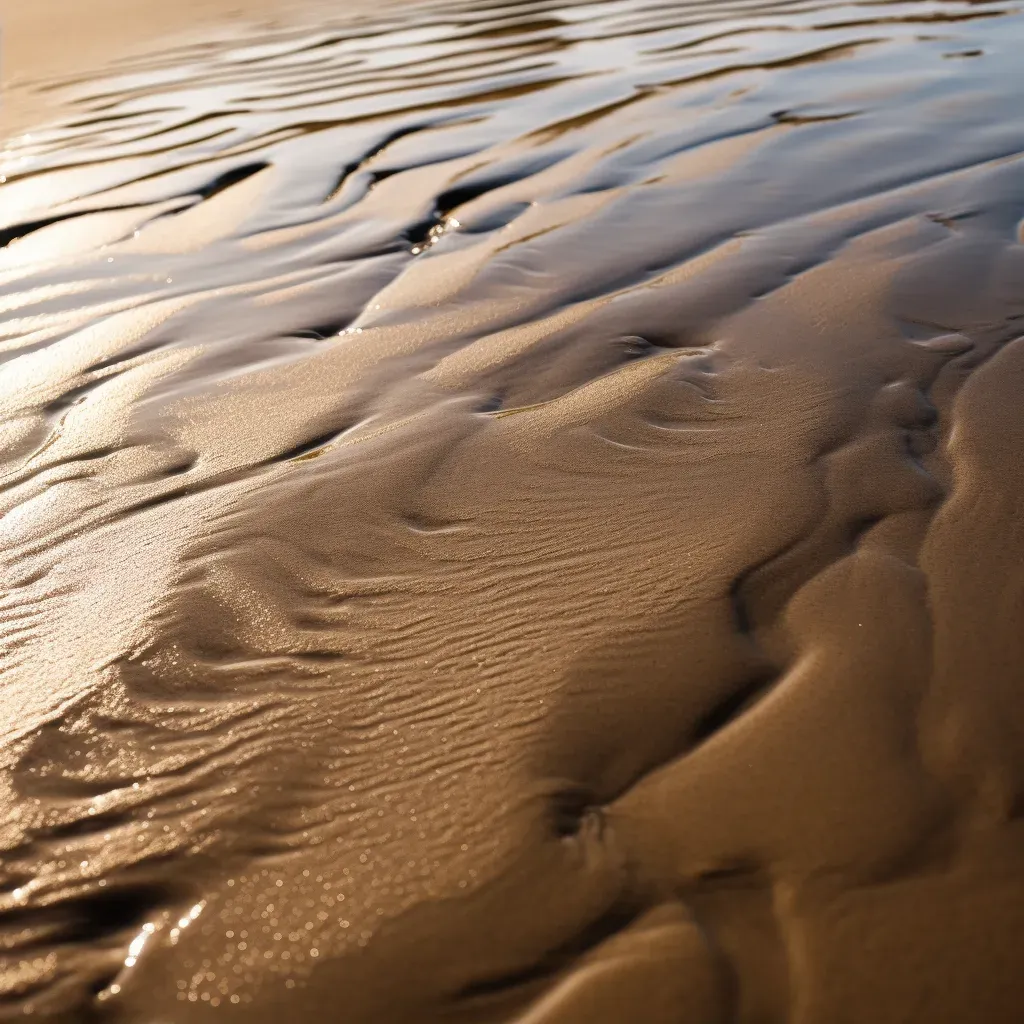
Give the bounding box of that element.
[2,0,1024,1020]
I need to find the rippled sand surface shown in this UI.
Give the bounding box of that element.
[3,0,1024,1020]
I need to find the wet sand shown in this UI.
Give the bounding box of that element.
[2,0,1024,1021]
[0,0,350,133]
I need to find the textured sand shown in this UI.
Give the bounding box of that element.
[2,0,1024,1021]
[0,0,344,133]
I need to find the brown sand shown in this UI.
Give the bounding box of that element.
[2,0,1024,1021]
[0,0,346,134]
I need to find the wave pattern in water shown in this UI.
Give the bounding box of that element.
[2,0,1024,1021]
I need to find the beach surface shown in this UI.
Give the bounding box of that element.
[2,0,1024,1021]
[0,0,341,132]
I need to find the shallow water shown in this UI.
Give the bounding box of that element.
[2,0,1024,1020]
